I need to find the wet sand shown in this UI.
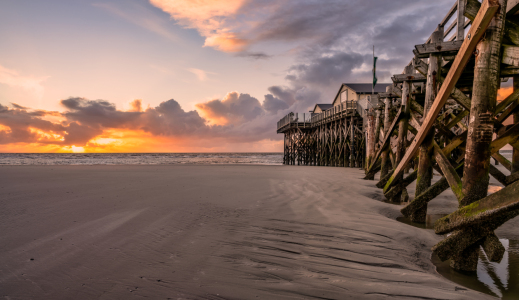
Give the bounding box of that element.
[0,164,510,299]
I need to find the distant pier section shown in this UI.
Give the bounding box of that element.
[277,83,390,167]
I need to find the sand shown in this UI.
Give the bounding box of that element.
[0,164,512,299]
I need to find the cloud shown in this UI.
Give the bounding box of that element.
[236,51,272,60]
[149,0,247,52]
[196,92,264,125]
[187,68,216,81]
[93,2,177,41]
[0,93,280,152]
[0,64,48,100]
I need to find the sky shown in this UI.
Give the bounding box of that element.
[0,0,499,153]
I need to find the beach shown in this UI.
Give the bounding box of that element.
[1,164,515,299]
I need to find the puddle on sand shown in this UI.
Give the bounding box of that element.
[432,239,519,299]
[397,214,447,229]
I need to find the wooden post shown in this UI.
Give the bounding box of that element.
[457,0,506,272]
[366,110,376,179]
[457,0,466,41]
[381,86,393,179]
[350,115,355,167]
[383,0,499,193]
[392,66,413,202]
[513,75,519,173]
[413,28,443,223]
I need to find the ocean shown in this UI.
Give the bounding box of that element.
[0,151,513,166]
[0,153,283,165]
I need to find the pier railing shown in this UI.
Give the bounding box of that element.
[277,100,362,132]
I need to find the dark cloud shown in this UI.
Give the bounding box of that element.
[263,94,289,113]
[0,103,67,144]
[0,95,283,148]
[236,52,272,60]
[196,92,264,125]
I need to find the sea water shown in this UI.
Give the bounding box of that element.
[0,153,283,165]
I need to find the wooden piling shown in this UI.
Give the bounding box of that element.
[513,75,519,173]
[380,88,394,180]
[457,0,506,272]
[413,29,444,222]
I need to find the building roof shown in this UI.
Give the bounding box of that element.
[314,104,333,111]
[343,83,392,94]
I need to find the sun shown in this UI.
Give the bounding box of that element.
[71,145,85,153]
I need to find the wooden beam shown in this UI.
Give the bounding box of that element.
[434,179,519,234]
[446,110,469,128]
[391,73,427,83]
[490,122,519,154]
[502,45,519,66]
[433,142,465,201]
[465,0,519,46]
[401,164,463,217]
[413,57,472,110]
[501,66,519,77]
[489,163,508,185]
[507,170,519,184]
[492,152,512,171]
[507,0,519,17]
[458,0,467,41]
[384,0,500,193]
[414,41,463,58]
[495,87,519,114]
[366,108,403,174]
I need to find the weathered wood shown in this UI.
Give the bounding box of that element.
[366,108,403,174]
[446,110,469,128]
[508,0,519,17]
[391,73,427,83]
[435,179,519,235]
[514,76,519,173]
[482,233,506,262]
[384,0,499,194]
[377,86,393,186]
[507,170,519,184]
[458,0,467,41]
[502,45,519,66]
[413,58,472,110]
[384,169,418,200]
[392,66,414,202]
[366,111,376,176]
[489,163,508,185]
[401,164,464,217]
[441,1,459,28]
[501,66,519,76]
[377,169,395,189]
[432,209,519,262]
[414,29,443,222]
[462,0,505,210]
[442,131,467,156]
[414,41,463,58]
[492,152,512,171]
[465,0,519,46]
[490,122,519,154]
[433,142,465,202]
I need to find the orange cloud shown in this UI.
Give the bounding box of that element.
[148,0,248,52]
[128,99,143,112]
[0,96,279,153]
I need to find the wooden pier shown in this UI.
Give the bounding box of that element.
[277,100,368,167]
[277,0,519,273]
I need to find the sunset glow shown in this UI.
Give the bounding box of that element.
[1,0,511,153]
